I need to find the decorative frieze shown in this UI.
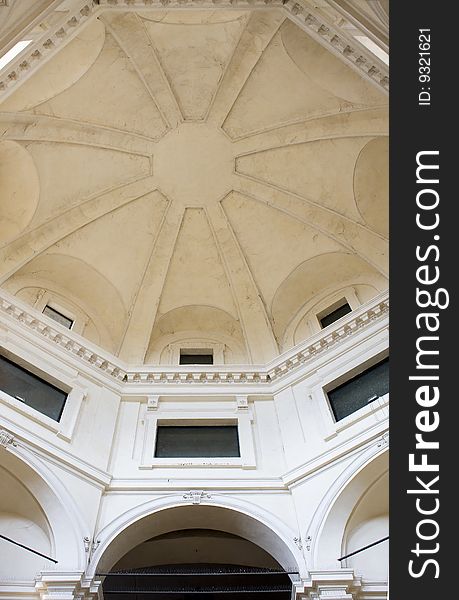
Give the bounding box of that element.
[84,537,101,563]
[146,395,160,410]
[98,0,283,6]
[0,428,16,448]
[294,536,303,551]
[183,490,212,504]
[378,431,389,448]
[236,395,249,410]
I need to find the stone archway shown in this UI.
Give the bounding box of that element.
[91,498,303,574]
[88,498,305,598]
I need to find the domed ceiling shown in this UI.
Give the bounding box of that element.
[0,3,388,365]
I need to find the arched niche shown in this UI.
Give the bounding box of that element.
[0,460,51,581]
[3,253,127,353]
[0,447,86,577]
[146,305,248,365]
[282,283,380,350]
[342,472,388,581]
[311,448,388,572]
[271,252,387,349]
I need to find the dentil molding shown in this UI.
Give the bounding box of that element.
[0,0,388,98]
[0,289,389,387]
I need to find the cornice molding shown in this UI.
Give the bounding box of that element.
[0,417,388,493]
[283,0,388,91]
[282,421,388,488]
[0,289,389,388]
[327,0,389,50]
[98,0,282,6]
[0,416,112,487]
[0,0,99,96]
[0,0,388,99]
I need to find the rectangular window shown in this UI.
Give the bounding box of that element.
[155,425,240,458]
[319,301,352,329]
[327,357,389,421]
[0,354,67,421]
[179,349,213,365]
[43,305,74,330]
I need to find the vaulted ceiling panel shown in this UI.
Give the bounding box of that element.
[0,140,39,244]
[142,11,249,121]
[236,136,375,222]
[222,191,343,308]
[12,30,167,139]
[156,207,237,319]
[223,19,385,139]
[46,191,168,309]
[22,142,151,228]
[0,19,105,112]
[354,136,389,237]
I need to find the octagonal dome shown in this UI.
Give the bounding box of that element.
[0,4,388,365]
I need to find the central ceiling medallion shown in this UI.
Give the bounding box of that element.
[154,122,234,206]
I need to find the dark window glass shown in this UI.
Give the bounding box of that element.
[319,302,352,328]
[155,425,240,458]
[179,353,213,365]
[0,355,67,421]
[327,357,389,421]
[43,305,74,329]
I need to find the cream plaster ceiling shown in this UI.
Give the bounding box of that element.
[0,5,389,365]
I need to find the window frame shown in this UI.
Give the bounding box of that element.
[179,348,214,365]
[0,343,86,441]
[32,292,88,336]
[314,290,360,332]
[317,299,353,329]
[140,402,256,469]
[325,356,389,423]
[0,352,68,421]
[154,422,241,459]
[42,304,75,330]
[308,332,389,441]
[168,341,225,366]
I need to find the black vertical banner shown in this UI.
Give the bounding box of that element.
[390,1,455,597]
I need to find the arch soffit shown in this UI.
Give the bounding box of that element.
[0,444,88,570]
[306,441,388,569]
